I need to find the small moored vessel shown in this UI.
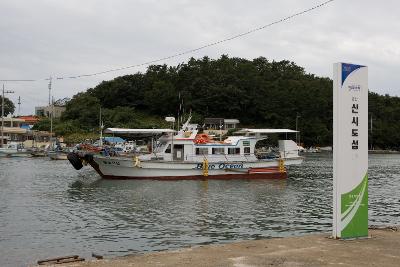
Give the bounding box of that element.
[48,150,69,160]
[47,139,71,160]
[0,142,31,157]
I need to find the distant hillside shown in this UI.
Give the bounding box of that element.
[56,55,399,148]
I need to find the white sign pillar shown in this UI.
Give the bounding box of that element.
[333,63,368,239]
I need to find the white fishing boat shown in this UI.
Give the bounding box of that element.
[68,117,303,179]
[0,142,31,157]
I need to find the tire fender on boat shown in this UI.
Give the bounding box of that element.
[67,152,84,170]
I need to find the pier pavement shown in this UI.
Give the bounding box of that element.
[38,227,399,267]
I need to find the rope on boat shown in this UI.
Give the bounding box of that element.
[203,158,209,176]
[133,156,141,168]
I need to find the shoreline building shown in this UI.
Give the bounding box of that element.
[0,117,26,144]
[35,105,66,118]
[203,118,240,136]
[0,116,51,147]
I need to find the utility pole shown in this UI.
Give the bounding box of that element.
[48,76,52,106]
[1,84,15,148]
[17,96,21,116]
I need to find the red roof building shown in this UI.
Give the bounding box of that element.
[17,115,40,125]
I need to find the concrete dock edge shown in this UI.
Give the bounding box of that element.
[37,227,399,267]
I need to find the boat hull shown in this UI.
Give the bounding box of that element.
[88,155,303,180]
[0,151,32,157]
[30,152,47,157]
[48,152,68,160]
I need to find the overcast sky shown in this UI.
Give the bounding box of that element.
[1,0,399,115]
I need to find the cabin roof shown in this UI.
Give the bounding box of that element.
[236,128,298,134]
[103,136,126,143]
[224,119,240,124]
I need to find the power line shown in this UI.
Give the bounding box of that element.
[0,0,335,82]
[0,79,36,82]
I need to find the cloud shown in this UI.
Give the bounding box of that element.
[0,0,399,114]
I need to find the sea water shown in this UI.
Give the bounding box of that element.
[0,153,399,266]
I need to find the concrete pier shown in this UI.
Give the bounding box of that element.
[40,227,399,267]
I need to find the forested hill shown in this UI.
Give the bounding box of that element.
[54,55,400,148]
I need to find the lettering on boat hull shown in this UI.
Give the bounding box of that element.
[193,163,244,170]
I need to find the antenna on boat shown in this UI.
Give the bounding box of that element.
[165,117,175,130]
[180,114,192,132]
[219,120,223,141]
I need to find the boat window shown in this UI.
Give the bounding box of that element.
[243,140,250,146]
[165,144,171,153]
[212,147,225,154]
[228,147,240,154]
[244,147,251,155]
[196,148,208,155]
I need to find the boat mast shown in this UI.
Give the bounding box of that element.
[99,107,103,146]
[219,120,223,141]
[171,126,174,158]
[50,96,54,140]
[48,77,53,140]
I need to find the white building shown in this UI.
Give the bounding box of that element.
[35,105,66,118]
[0,117,27,144]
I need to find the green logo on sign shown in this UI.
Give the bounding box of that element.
[341,173,368,238]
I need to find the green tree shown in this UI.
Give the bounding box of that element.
[32,118,51,131]
[0,96,15,116]
[57,55,400,148]
[61,93,101,130]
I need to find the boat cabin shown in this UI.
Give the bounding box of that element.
[146,119,298,162]
[103,117,299,163]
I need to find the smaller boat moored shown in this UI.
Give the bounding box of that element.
[0,142,31,157]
